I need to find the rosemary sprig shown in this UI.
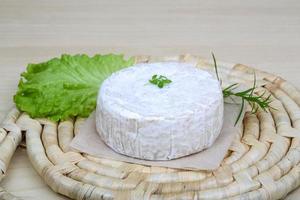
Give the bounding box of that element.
[223,81,272,125]
[211,53,273,125]
[212,52,220,82]
[149,74,172,88]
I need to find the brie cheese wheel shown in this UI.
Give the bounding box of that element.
[96,62,224,160]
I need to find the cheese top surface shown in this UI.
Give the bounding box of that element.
[99,62,222,119]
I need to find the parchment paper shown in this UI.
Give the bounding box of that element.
[70,103,243,170]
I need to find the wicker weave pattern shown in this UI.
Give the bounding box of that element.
[0,109,22,200]
[0,55,300,200]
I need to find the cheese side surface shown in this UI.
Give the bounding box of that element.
[96,62,224,160]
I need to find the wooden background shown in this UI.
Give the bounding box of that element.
[0,0,299,199]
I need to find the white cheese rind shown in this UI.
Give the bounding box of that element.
[96,62,224,160]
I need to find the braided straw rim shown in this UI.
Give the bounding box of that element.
[1,55,300,200]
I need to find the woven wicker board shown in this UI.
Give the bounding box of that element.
[1,55,300,200]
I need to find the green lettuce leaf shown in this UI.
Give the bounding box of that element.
[14,54,134,121]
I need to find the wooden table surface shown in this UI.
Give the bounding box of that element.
[0,0,299,199]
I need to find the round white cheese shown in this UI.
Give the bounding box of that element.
[96,62,224,160]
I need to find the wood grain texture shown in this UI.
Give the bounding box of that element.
[0,0,299,199]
